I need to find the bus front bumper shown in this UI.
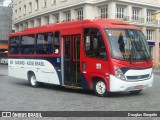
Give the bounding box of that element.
[109,74,153,92]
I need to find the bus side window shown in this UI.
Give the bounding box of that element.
[21,35,35,54]
[53,31,60,54]
[84,28,107,60]
[10,36,20,54]
[36,32,53,55]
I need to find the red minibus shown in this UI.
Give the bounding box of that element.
[8,19,153,96]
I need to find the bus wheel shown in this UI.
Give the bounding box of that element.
[29,73,39,87]
[93,80,108,97]
[130,90,142,94]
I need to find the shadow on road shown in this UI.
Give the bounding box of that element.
[10,79,144,98]
[11,79,94,96]
[107,92,144,98]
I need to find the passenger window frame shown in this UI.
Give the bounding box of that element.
[20,34,35,55]
[83,28,108,60]
[9,36,20,55]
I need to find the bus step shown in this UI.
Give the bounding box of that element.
[65,85,82,89]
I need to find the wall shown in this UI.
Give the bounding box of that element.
[0,6,12,45]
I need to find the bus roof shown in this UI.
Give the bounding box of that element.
[10,19,140,36]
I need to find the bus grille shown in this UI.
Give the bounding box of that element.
[126,74,150,80]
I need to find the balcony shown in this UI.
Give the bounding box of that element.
[95,15,108,19]
[131,17,144,23]
[146,19,158,25]
[129,17,159,26]
[115,15,130,21]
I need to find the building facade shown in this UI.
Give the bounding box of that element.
[12,0,160,67]
[0,0,4,6]
[0,0,12,46]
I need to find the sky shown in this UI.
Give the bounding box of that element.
[3,0,12,6]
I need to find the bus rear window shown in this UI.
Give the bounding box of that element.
[9,36,20,54]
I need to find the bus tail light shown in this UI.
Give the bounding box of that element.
[114,66,126,80]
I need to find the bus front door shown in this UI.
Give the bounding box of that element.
[63,36,81,87]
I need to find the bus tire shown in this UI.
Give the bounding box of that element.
[28,73,39,87]
[130,90,142,94]
[93,80,108,97]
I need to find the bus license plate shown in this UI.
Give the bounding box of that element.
[135,85,143,90]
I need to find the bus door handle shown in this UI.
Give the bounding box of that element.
[21,67,24,68]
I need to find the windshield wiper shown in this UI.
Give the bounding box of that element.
[138,39,149,62]
[131,40,148,62]
[139,49,148,62]
[130,48,133,64]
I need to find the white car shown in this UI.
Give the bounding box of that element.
[0,59,8,64]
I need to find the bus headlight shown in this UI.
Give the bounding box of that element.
[114,66,126,80]
[150,69,153,78]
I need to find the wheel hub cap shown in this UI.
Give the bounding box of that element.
[96,81,106,95]
[31,76,36,86]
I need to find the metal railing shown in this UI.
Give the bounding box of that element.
[115,15,130,21]
[146,19,158,25]
[131,17,144,23]
[95,15,108,19]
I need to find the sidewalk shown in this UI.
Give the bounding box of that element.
[153,67,160,74]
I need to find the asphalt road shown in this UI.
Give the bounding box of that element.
[0,64,160,120]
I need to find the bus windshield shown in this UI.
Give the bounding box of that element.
[105,29,151,62]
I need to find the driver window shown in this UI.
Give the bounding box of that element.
[84,28,107,60]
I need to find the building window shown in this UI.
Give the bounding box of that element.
[147,29,153,41]
[43,0,47,8]
[19,7,21,17]
[132,9,139,20]
[77,9,83,20]
[147,10,153,22]
[36,18,41,26]
[100,7,108,18]
[54,14,59,23]
[51,0,56,5]
[15,10,17,19]
[45,16,49,25]
[64,11,71,22]
[24,5,26,15]
[24,22,28,29]
[116,7,124,19]
[29,2,32,13]
[35,0,39,10]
